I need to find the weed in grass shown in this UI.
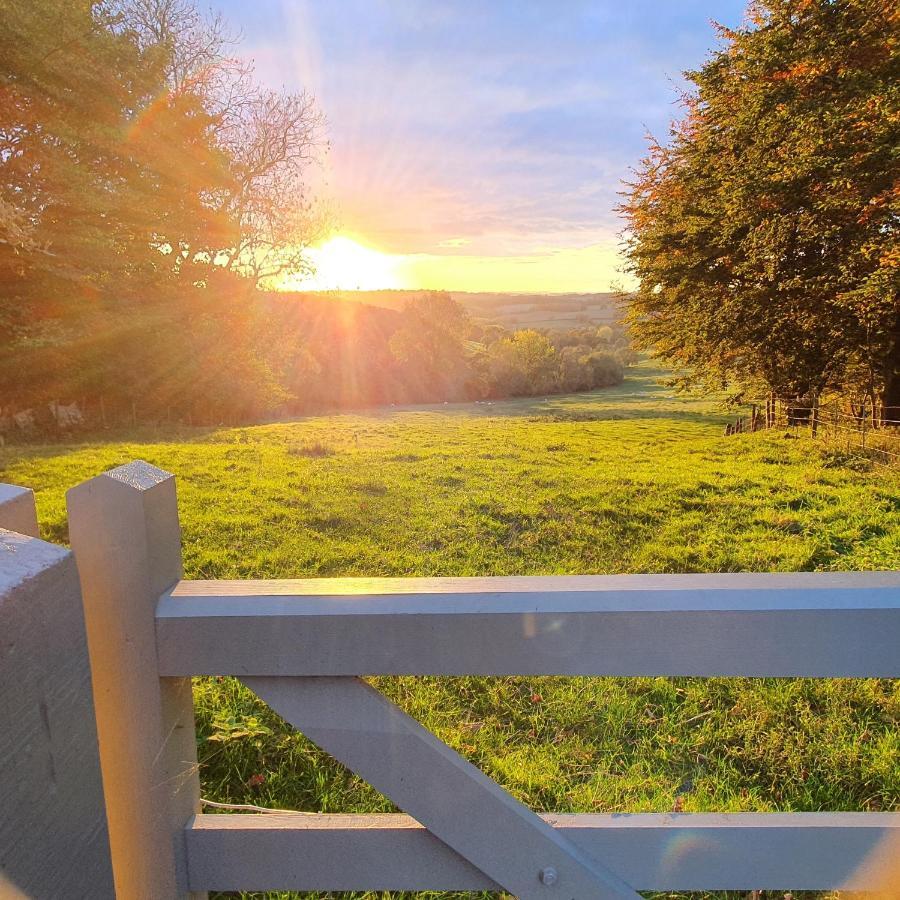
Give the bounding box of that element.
[288,441,334,458]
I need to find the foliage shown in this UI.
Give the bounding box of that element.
[114,0,328,283]
[0,291,633,430]
[475,321,630,400]
[484,329,558,396]
[0,0,323,351]
[0,1,234,321]
[621,0,900,411]
[389,292,474,401]
[2,365,898,900]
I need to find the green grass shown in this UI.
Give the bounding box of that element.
[2,362,898,900]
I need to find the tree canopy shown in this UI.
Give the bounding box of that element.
[621,0,899,413]
[0,0,323,345]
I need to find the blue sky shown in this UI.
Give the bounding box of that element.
[215,1,748,291]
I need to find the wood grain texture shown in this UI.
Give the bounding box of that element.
[185,811,900,892]
[0,531,115,898]
[156,572,900,677]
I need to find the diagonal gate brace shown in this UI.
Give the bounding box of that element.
[244,675,640,900]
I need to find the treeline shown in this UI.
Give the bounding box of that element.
[0,290,633,432]
[621,0,898,418]
[0,0,632,437]
[387,293,632,403]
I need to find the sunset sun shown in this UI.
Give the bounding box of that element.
[296,235,407,291]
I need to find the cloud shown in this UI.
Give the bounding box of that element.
[219,0,747,287]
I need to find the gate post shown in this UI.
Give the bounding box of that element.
[0,487,115,898]
[67,461,205,899]
[0,484,39,537]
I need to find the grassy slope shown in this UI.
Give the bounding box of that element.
[2,363,898,900]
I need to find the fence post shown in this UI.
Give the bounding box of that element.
[0,484,40,538]
[861,401,868,453]
[0,488,115,898]
[67,461,204,899]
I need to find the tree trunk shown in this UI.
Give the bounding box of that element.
[883,365,900,424]
[881,317,900,424]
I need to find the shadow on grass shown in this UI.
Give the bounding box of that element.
[278,364,726,426]
[0,423,222,467]
[0,365,726,468]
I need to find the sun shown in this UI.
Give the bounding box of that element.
[283,235,407,291]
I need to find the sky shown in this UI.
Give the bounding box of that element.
[215,0,748,292]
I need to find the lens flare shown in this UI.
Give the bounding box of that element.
[282,235,407,291]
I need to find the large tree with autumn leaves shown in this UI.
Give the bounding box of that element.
[621,0,899,415]
[0,0,324,347]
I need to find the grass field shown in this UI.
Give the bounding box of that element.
[2,363,898,899]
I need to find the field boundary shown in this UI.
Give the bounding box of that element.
[726,397,900,468]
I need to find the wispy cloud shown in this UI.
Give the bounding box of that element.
[217,0,747,288]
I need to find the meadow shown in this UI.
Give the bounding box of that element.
[1,363,898,900]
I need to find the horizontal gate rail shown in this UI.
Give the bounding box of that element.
[184,811,900,893]
[157,572,900,677]
[2,460,886,897]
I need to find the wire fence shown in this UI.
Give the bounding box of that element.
[725,397,900,469]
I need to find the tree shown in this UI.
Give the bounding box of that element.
[0,0,325,352]
[558,346,594,392]
[0,0,238,339]
[390,293,474,400]
[621,0,899,411]
[219,89,325,285]
[486,330,557,396]
[114,0,326,287]
[583,350,625,388]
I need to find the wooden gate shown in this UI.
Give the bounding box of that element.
[2,460,898,898]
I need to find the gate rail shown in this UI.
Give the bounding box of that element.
[2,460,898,898]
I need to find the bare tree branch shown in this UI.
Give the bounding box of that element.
[111,0,326,287]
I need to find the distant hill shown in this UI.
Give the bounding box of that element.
[298,290,623,330]
[450,291,622,329]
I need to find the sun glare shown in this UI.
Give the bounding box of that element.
[276,235,630,294]
[287,236,407,291]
